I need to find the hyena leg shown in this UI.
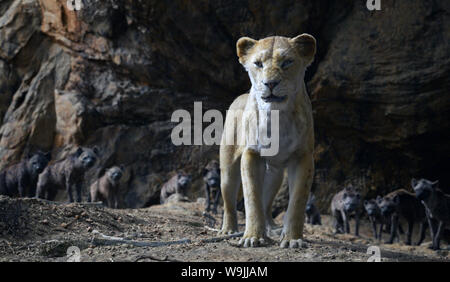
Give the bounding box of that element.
[280,154,313,248]
[416,220,427,246]
[66,179,74,203]
[90,188,98,203]
[371,219,377,239]
[47,186,58,201]
[219,159,241,235]
[386,215,398,244]
[204,184,211,212]
[433,221,445,250]
[354,213,360,236]
[332,211,343,234]
[75,183,82,203]
[341,210,350,234]
[18,181,27,198]
[239,150,266,247]
[378,223,384,241]
[212,188,221,214]
[107,194,115,208]
[114,195,119,209]
[262,167,284,233]
[398,222,404,234]
[425,209,436,246]
[35,184,44,199]
[405,219,414,245]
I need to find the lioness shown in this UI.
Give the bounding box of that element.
[219,34,316,248]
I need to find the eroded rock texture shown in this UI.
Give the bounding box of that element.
[0,0,448,210]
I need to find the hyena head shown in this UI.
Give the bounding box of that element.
[411,178,439,201]
[305,194,316,215]
[177,171,192,195]
[203,160,220,188]
[342,186,361,213]
[73,147,99,170]
[107,165,124,185]
[364,199,380,217]
[27,151,51,176]
[377,194,399,217]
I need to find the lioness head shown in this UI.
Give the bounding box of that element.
[237,34,316,106]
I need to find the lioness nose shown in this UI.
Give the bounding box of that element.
[264,80,280,91]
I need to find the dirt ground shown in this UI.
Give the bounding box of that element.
[0,196,448,262]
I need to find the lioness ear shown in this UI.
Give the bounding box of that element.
[236,37,257,62]
[290,33,316,66]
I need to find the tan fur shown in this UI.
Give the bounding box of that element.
[90,166,123,208]
[219,34,316,248]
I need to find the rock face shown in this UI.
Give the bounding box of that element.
[0,0,448,210]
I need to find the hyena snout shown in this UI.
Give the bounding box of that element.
[414,188,431,201]
[84,157,96,168]
[344,202,358,212]
[112,172,122,181]
[207,177,220,188]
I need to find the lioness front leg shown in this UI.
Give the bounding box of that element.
[239,150,266,247]
[263,167,284,234]
[281,154,313,248]
[219,160,241,235]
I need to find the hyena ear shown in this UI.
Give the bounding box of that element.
[92,146,100,156]
[236,37,257,63]
[393,195,400,205]
[364,200,368,206]
[119,164,125,171]
[290,33,316,66]
[376,195,382,203]
[411,178,418,188]
[45,151,52,161]
[202,168,209,177]
[431,180,439,188]
[75,147,83,157]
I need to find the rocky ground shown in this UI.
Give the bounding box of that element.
[0,196,448,262]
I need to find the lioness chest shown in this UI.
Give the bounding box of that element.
[244,102,309,167]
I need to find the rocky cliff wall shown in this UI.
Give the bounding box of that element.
[0,0,448,210]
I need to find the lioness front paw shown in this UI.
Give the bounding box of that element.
[280,239,306,249]
[239,236,266,248]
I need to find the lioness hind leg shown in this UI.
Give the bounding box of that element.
[219,159,241,235]
[281,154,313,248]
[239,150,266,247]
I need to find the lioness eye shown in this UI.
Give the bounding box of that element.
[254,61,263,68]
[281,59,293,69]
